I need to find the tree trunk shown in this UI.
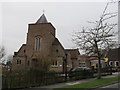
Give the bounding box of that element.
[94,40,101,79]
[97,56,101,79]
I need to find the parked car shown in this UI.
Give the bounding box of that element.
[111,68,117,72]
[68,67,94,78]
[93,69,97,73]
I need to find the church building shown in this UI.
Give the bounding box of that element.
[12,14,80,72]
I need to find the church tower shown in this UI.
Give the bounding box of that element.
[26,14,56,67]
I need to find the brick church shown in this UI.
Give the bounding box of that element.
[12,13,80,72]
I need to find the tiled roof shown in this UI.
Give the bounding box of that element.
[52,38,65,50]
[52,38,60,45]
[36,14,48,24]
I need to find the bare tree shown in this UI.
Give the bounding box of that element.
[0,46,6,63]
[72,2,117,79]
[6,55,13,67]
[36,54,52,71]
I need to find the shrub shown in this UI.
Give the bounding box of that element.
[68,69,94,80]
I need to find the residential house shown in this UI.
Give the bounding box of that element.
[65,49,80,68]
[88,54,106,70]
[106,47,120,71]
[79,55,91,68]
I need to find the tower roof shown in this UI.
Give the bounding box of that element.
[36,14,48,24]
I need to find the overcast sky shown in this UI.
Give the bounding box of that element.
[0,2,118,55]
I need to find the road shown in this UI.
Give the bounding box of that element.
[96,82,120,90]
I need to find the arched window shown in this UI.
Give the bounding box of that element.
[35,37,41,51]
[109,61,113,66]
[115,62,119,67]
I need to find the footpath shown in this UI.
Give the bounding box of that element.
[22,72,119,90]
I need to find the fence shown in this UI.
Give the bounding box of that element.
[2,67,111,89]
[2,70,65,89]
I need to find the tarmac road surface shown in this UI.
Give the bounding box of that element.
[95,82,120,90]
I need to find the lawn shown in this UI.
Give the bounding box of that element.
[54,76,120,90]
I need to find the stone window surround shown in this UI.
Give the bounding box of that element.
[109,61,113,66]
[115,61,119,67]
[17,59,21,64]
[34,36,41,51]
[79,61,86,67]
[51,60,58,67]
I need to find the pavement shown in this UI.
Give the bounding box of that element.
[21,72,119,90]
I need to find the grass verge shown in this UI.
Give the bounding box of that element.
[54,76,120,90]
